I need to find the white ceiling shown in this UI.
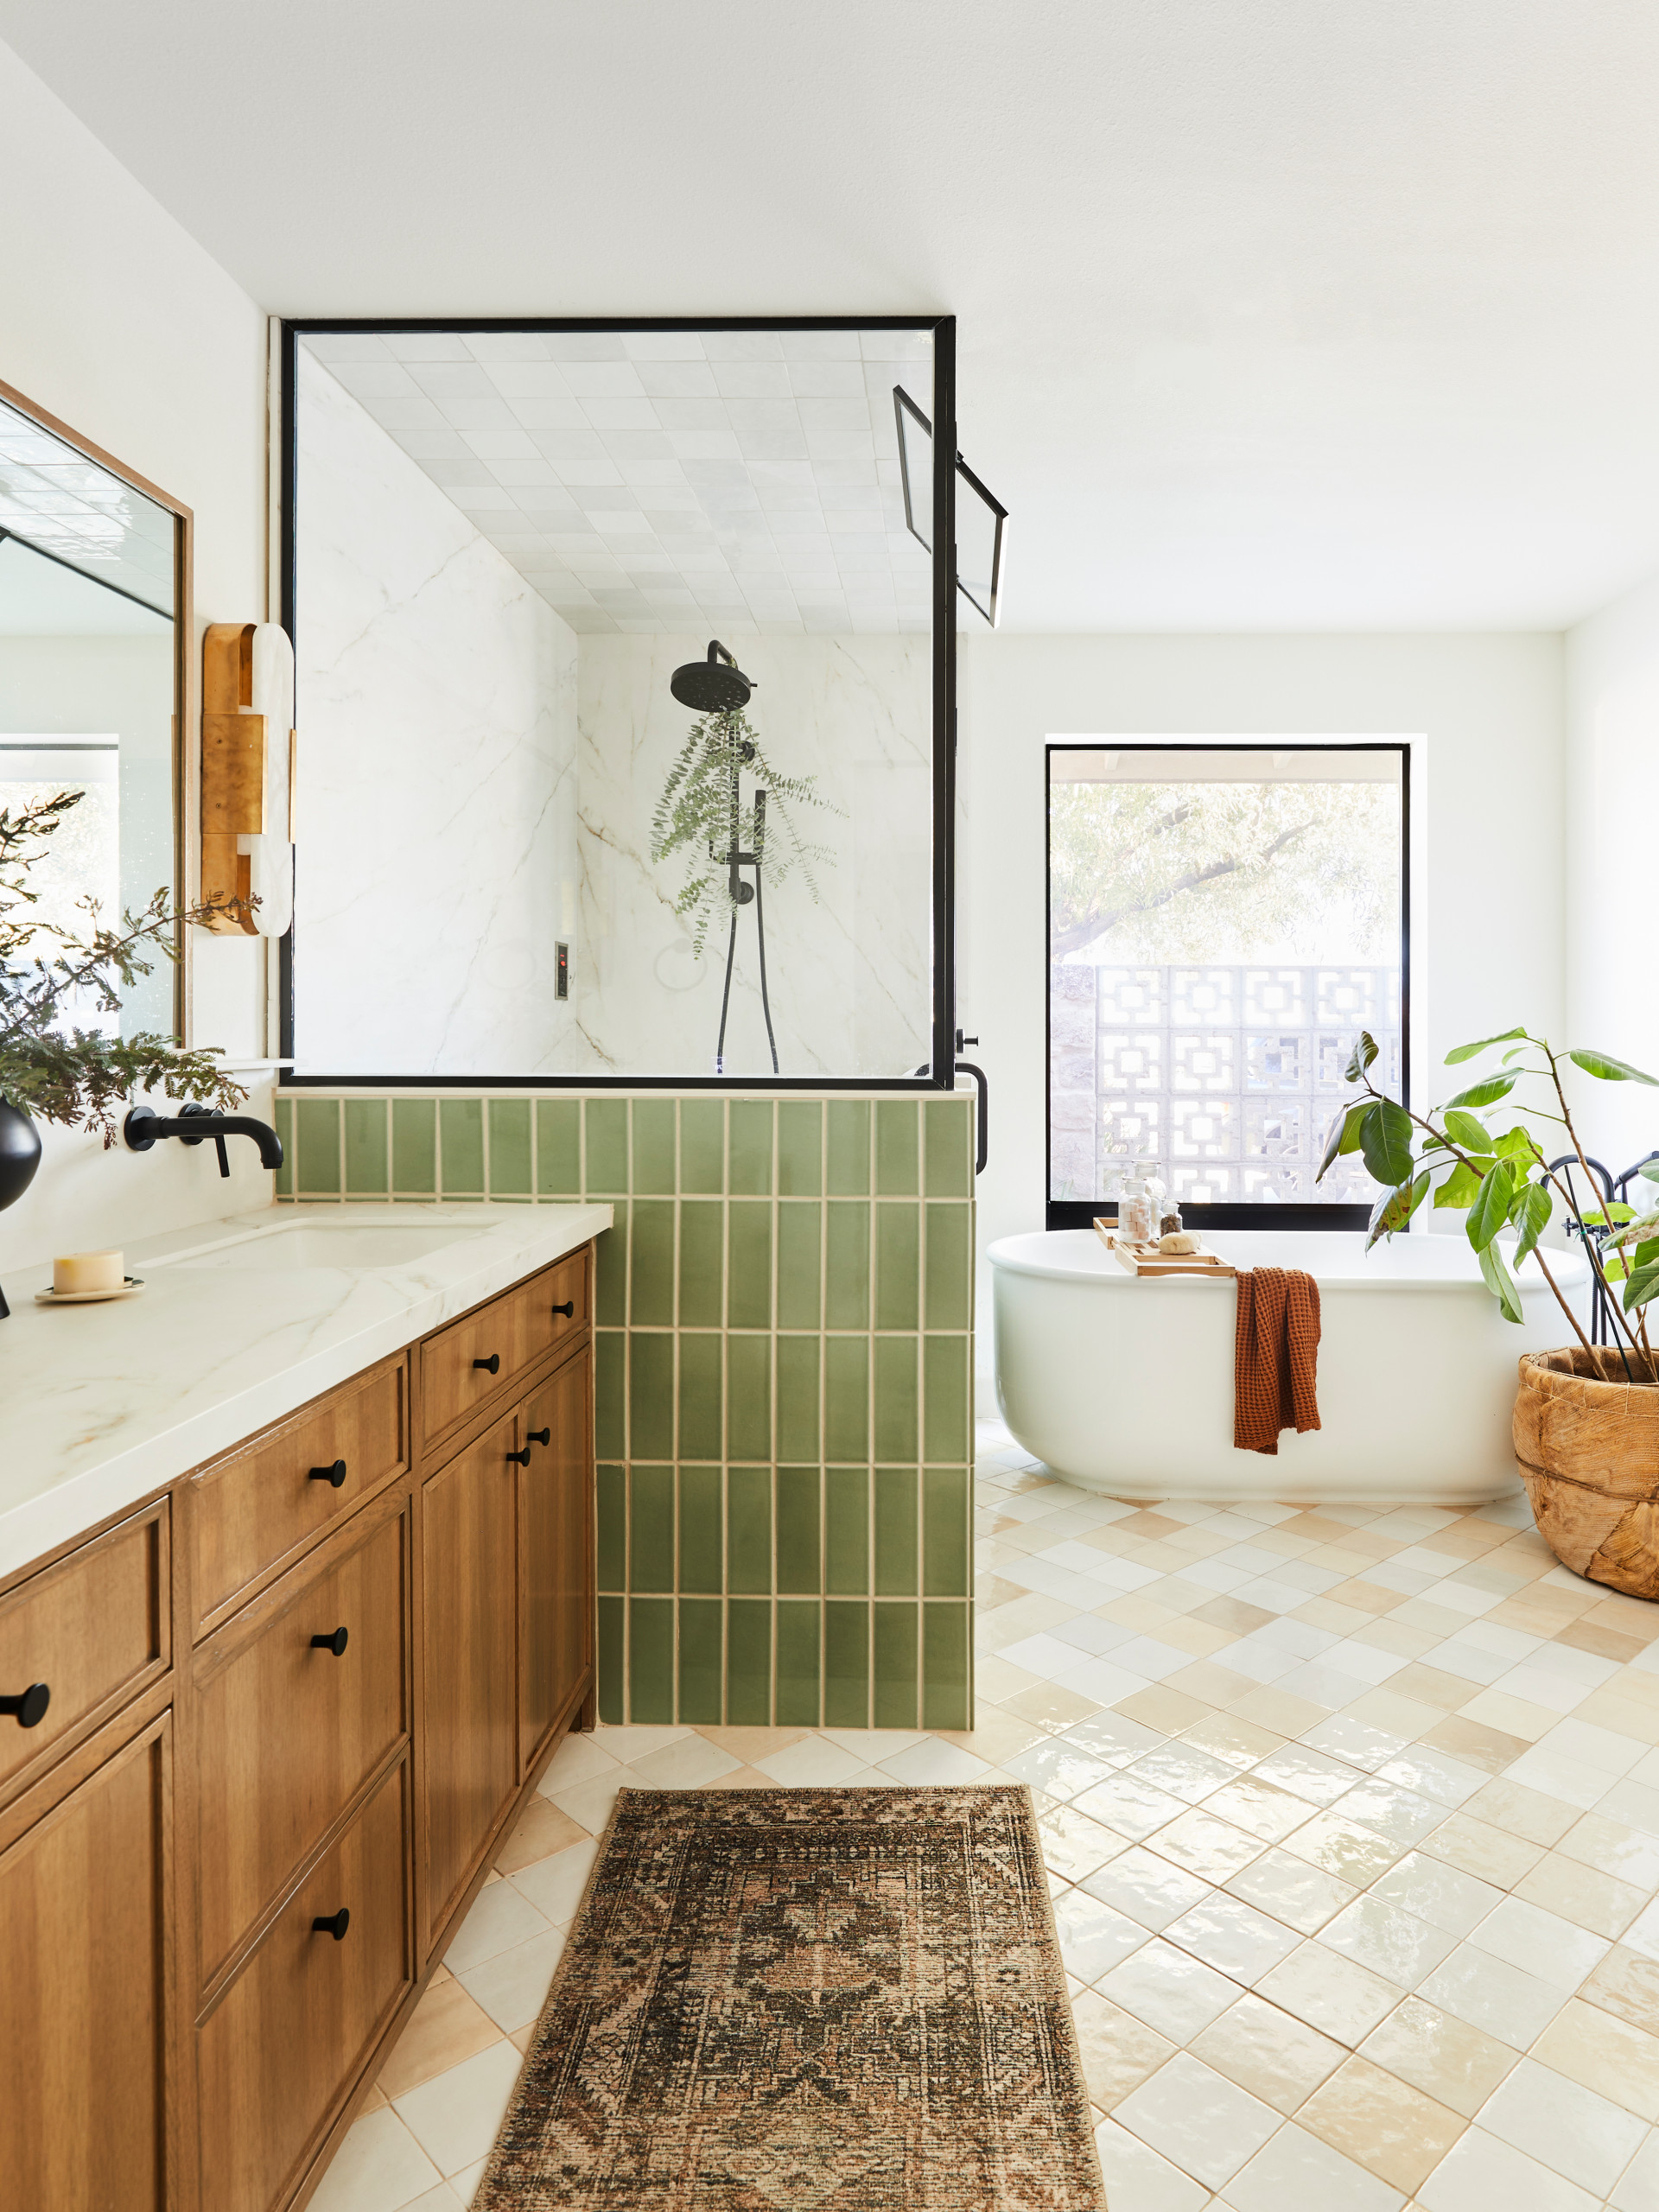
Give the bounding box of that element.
[9,2,1659,629]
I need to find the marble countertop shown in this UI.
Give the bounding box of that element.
[0,1200,613,1581]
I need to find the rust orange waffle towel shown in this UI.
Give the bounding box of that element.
[1234,1266,1322,1454]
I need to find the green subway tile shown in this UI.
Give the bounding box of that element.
[923,1603,971,1730]
[875,1099,918,1195]
[777,1101,822,1195]
[678,1466,723,1594]
[296,1098,340,1193]
[727,1467,772,1594]
[596,1465,626,1592]
[874,1469,918,1595]
[727,1333,771,1463]
[343,1099,388,1195]
[629,1333,675,1462]
[825,1100,870,1195]
[925,1097,973,1198]
[628,1598,673,1724]
[924,1204,972,1331]
[874,1204,919,1332]
[728,1100,773,1194]
[631,1098,677,1195]
[677,1599,723,1725]
[679,1099,725,1193]
[924,1469,970,1597]
[677,1333,723,1462]
[823,1602,870,1728]
[825,1467,869,1595]
[727,1202,772,1332]
[924,1335,971,1464]
[824,1203,870,1330]
[273,1097,293,1198]
[776,1203,821,1331]
[597,1596,624,1724]
[823,1338,868,1464]
[595,1332,625,1459]
[439,1098,484,1192]
[873,1603,918,1729]
[727,1600,771,1725]
[391,1098,435,1193]
[629,1200,676,1328]
[776,1468,821,1594]
[536,1097,582,1196]
[629,1465,674,1593]
[594,1205,628,1326]
[775,1601,820,1727]
[775,1337,821,1465]
[486,1098,531,1196]
[584,1098,629,1193]
[677,1200,724,1329]
[874,1338,919,1465]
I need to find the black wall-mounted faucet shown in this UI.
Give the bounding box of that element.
[124,1101,285,1179]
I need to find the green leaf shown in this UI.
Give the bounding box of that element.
[1626,1262,1659,1312]
[1344,1032,1379,1084]
[1433,1160,1483,1210]
[1359,1097,1415,1188]
[1445,1028,1527,1065]
[1466,1161,1516,1253]
[1316,1101,1371,1182]
[1568,1049,1659,1085]
[1492,1126,1541,1170]
[1367,1172,1430,1250]
[1639,1160,1659,1182]
[1445,1073,1519,1110]
[1478,1240,1525,1323]
[1442,1109,1491,1154]
[1511,1181,1552,1268]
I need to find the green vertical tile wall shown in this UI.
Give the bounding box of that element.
[278,1089,974,1730]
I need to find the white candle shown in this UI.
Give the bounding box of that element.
[54,1250,124,1295]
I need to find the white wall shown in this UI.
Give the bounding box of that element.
[1566,575,1659,1174]
[958,632,1567,1338]
[0,39,274,1277]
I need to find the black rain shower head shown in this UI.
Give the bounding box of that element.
[671,639,757,715]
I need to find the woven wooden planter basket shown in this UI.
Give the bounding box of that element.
[1514,1348,1659,1599]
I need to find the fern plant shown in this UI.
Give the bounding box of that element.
[648,708,837,957]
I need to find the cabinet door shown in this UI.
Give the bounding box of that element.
[420,1414,518,1945]
[518,1352,593,1775]
[0,1716,169,2210]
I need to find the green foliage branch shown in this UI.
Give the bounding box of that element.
[0,788,248,1147]
[1318,1025,1659,1378]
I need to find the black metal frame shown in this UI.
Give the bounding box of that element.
[1542,1149,1659,1344]
[1045,740,1412,1233]
[893,384,1007,628]
[276,314,957,1092]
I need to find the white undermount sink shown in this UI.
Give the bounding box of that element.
[163,1219,492,1271]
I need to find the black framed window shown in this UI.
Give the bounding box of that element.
[1047,742,1410,1230]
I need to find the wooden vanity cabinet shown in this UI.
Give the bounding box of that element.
[518,1350,594,1776]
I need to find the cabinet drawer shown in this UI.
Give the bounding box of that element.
[419,1251,588,1444]
[198,1756,410,2212]
[195,1503,408,1987]
[0,1502,168,1802]
[194,1355,408,1634]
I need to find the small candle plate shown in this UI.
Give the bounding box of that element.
[35,1277,147,1306]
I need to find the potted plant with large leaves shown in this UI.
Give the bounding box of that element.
[1319,1027,1659,1595]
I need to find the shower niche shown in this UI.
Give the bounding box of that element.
[281,315,968,1085]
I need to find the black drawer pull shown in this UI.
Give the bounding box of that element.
[506,1446,532,1466]
[474,1353,501,1375]
[0,1683,50,1729]
[312,1909,351,1941]
[309,1459,347,1489]
[527,1427,551,1447]
[552,1300,575,1319]
[310,1627,349,1657]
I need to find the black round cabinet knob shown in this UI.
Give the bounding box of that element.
[474,1353,501,1375]
[309,1459,347,1489]
[506,1446,532,1466]
[0,1682,50,1728]
[551,1300,575,1319]
[527,1427,551,1447]
[312,1909,351,1941]
[310,1627,349,1657]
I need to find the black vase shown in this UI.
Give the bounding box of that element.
[0,1096,41,1320]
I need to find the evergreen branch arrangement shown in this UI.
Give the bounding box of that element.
[648,707,838,956]
[0,787,249,1146]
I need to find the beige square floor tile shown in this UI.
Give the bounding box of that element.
[695,1725,810,1763]
[1418,1809,1545,1887]
[1370,1850,1501,1938]
[1469,1895,1611,1991]
[1478,2053,1648,2197]
[1178,1713,1287,1771]
[1418,1941,1568,2050]
[1466,1777,1581,1847]
[998,1681,1103,1733]
[1229,1686,1338,1737]
[1281,1809,1406,1886]
[1297,2053,1465,2194]
[544,1770,625,1834]
[536,1732,620,1792]
[1417,2123,1600,2212]
[1419,1715,1533,1774]
[1191,1991,1345,2113]
[1116,1682,1218,1733]
[492,1796,588,1874]
[1164,1892,1301,1983]
[1583,1947,1659,2035]
[509,1837,600,1926]
[393,2042,524,2180]
[307,2110,443,2212]
[1459,1688,1569,1744]
[1112,2051,1281,2190]
[1225,1846,1360,1935]
[442,1880,550,1976]
[934,1708,1050,1764]
[1562,1814,1659,1891]
[1036,1804,1124,1883]
[1147,1806,1268,1882]
[1204,1776,1313,1844]
[1534,1997,1659,2123]
[1098,1935,1244,2042]
[376,1980,502,2103]
[1222,2114,1408,2212]
[1360,1994,1519,2119]
[1255,1941,1404,2046]
[1318,1893,1459,1990]
[455,1928,565,2036]
[1091,2116,1211,2212]
[1070,1989,1178,2111]
[1081,1844,1211,1931]
[1513,1851,1648,1940]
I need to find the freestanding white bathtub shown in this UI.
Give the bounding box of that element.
[988,1229,1593,1504]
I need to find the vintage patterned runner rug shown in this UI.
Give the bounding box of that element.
[475,1784,1106,2209]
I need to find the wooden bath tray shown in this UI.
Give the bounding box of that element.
[1093,1220,1236,1278]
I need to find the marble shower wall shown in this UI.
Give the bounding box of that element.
[294,346,580,1073]
[572,633,933,1079]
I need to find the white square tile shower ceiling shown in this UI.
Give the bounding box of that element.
[300,329,933,636]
